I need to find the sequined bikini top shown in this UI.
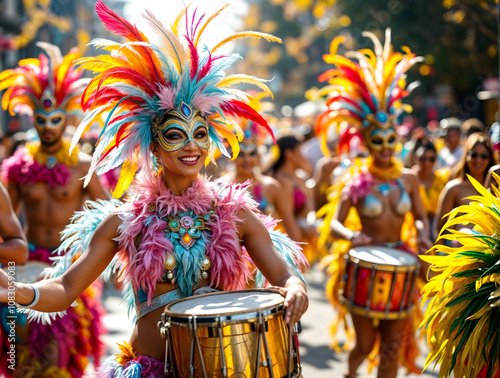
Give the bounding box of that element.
[360,179,412,218]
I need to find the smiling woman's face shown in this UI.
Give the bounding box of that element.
[152,104,210,180]
[466,143,491,177]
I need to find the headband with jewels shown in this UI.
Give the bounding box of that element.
[0,42,89,118]
[73,1,281,198]
[307,28,423,155]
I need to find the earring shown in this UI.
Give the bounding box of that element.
[155,157,162,170]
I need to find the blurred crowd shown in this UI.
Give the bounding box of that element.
[1,109,498,255]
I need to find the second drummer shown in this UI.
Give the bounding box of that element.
[313,29,432,378]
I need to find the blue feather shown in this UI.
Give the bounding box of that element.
[254,228,306,288]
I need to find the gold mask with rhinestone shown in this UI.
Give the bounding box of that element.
[152,103,210,152]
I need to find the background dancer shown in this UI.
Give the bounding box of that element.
[0,42,108,377]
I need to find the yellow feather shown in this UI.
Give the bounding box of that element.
[112,159,138,199]
[328,36,345,55]
[211,31,282,54]
[76,55,128,74]
[475,274,500,291]
[171,7,187,37]
[18,58,40,67]
[358,48,377,67]
[1,87,14,111]
[8,97,34,116]
[0,76,24,93]
[56,51,80,94]
[194,4,229,48]
[216,74,273,98]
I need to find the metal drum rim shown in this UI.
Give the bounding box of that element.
[163,288,285,325]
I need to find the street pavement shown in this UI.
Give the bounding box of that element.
[89,265,440,377]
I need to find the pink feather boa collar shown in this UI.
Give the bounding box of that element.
[1,147,71,187]
[115,175,256,304]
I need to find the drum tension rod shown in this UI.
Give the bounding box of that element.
[259,311,275,378]
[216,316,228,378]
[189,315,208,378]
[158,316,174,376]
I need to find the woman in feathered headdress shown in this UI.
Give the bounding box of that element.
[311,29,431,377]
[0,2,308,377]
[0,42,109,377]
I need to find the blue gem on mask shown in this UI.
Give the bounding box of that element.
[181,103,192,118]
[43,98,52,108]
[376,112,388,124]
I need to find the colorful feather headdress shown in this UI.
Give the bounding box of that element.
[0,42,88,117]
[75,1,281,198]
[309,28,423,155]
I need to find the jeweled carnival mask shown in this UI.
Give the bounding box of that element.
[366,126,397,151]
[153,103,210,152]
[34,109,67,129]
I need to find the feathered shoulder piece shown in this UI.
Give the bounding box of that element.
[0,42,88,117]
[308,28,423,155]
[75,1,282,198]
[420,174,500,378]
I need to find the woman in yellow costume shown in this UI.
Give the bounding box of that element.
[409,138,450,241]
[420,174,500,378]
[312,29,432,378]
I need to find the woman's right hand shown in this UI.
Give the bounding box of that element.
[351,232,373,247]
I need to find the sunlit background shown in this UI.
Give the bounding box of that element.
[0,0,498,133]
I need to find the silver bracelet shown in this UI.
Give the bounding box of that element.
[350,231,361,241]
[15,284,40,309]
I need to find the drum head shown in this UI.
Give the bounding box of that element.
[349,246,418,266]
[165,289,284,317]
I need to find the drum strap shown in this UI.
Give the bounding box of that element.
[136,290,183,322]
[136,287,219,322]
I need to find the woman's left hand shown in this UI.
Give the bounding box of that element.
[273,277,308,325]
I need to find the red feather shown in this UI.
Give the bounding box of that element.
[221,99,275,143]
[93,67,157,100]
[326,95,364,112]
[95,0,165,87]
[318,68,338,83]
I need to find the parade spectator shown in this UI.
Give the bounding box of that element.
[271,134,320,262]
[437,117,464,169]
[0,3,308,376]
[0,42,109,376]
[410,139,449,240]
[223,132,303,243]
[461,118,485,138]
[434,133,496,238]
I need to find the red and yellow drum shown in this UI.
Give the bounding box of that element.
[340,246,419,320]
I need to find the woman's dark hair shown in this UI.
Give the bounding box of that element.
[407,138,436,167]
[271,135,302,172]
[454,133,497,182]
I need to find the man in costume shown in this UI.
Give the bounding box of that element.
[0,2,308,377]
[311,29,430,377]
[0,42,108,376]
